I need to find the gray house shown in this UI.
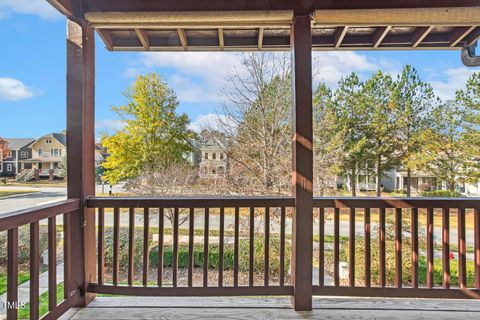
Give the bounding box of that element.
[0,138,35,176]
[198,135,229,179]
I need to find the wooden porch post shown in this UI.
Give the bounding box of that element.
[290,14,313,311]
[66,18,96,306]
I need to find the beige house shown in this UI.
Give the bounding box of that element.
[20,132,66,179]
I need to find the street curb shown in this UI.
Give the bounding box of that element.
[0,192,38,200]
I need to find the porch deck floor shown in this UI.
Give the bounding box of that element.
[61,296,480,319]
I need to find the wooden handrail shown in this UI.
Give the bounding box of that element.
[0,198,81,232]
[85,196,480,209]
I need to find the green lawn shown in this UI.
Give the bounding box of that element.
[0,272,30,295]
[18,282,64,319]
[0,190,37,198]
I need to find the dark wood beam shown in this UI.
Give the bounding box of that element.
[372,26,391,48]
[290,14,313,311]
[218,28,224,49]
[46,0,75,17]
[136,29,151,50]
[411,26,434,47]
[66,18,96,307]
[83,0,480,13]
[258,27,264,49]
[334,26,349,49]
[450,26,477,47]
[96,29,113,51]
[177,28,188,50]
[463,27,480,46]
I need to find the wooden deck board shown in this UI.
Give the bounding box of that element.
[66,297,480,319]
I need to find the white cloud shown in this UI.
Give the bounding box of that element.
[429,67,478,101]
[137,52,243,103]
[189,113,236,133]
[0,0,61,20]
[0,77,33,101]
[312,51,400,88]
[133,51,401,104]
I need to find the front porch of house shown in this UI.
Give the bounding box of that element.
[60,296,480,319]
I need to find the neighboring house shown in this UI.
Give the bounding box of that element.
[198,135,229,179]
[183,139,201,167]
[341,165,480,196]
[21,133,66,178]
[0,138,35,176]
[95,143,109,168]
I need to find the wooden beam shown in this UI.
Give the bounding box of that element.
[372,26,391,48]
[177,28,188,50]
[450,26,477,47]
[313,7,480,26]
[334,26,349,49]
[85,11,293,29]
[463,27,480,46]
[411,26,434,47]
[83,0,480,13]
[135,29,150,50]
[96,29,113,51]
[46,0,75,17]
[258,27,264,49]
[290,14,313,311]
[66,18,96,307]
[218,28,224,50]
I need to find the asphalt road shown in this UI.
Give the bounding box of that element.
[0,186,475,245]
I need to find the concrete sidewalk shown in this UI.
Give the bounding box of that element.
[0,263,64,320]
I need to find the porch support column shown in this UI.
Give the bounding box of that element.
[66,18,96,306]
[290,14,313,311]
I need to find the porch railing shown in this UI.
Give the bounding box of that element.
[312,198,480,298]
[84,197,294,296]
[1,196,480,319]
[0,199,81,320]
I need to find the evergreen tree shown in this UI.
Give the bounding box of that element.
[392,65,436,196]
[362,71,400,196]
[332,73,367,196]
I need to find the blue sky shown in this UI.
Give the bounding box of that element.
[0,1,479,139]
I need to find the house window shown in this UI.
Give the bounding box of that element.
[51,149,61,156]
[7,164,12,172]
[20,151,28,158]
[46,139,52,144]
[204,153,208,159]
[220,153,224,160]
[218,166,224,173]
[38,149,43,156]
[212,153,216,160]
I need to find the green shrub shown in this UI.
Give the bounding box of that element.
[420,190,461,197]
[102,226,290,277]
[0,225,56,266]
[418,256,476,287]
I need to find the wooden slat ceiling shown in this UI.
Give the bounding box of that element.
[85,8,480,52]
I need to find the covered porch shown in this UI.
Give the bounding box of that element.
[2,0,480,319]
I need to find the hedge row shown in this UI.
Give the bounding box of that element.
[102,227,290,276]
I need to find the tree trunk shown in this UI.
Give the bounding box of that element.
[406,168,411,197]
[376,156,382,197]
[351,167,357,197]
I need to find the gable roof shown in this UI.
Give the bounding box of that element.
[35,133,67,147]
[4,138,35,150]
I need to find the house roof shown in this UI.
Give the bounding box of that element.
[34,133,67,147]
[4,138,35,150]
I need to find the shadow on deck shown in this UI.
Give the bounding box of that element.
[61,296,480,319]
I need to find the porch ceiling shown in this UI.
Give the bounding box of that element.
[83,7,480,52]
